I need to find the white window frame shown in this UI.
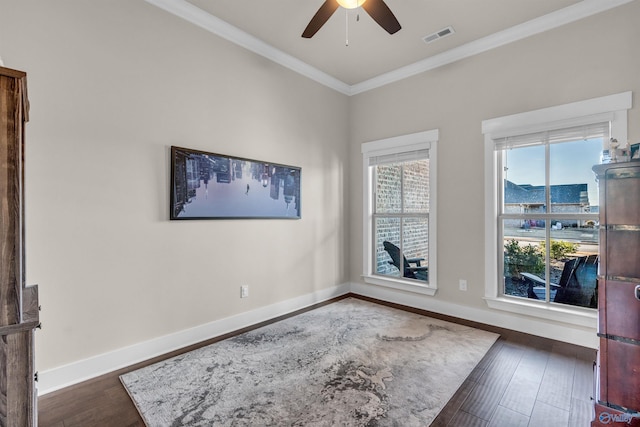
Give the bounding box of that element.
[482,92,632,327]
[361,130,438,295]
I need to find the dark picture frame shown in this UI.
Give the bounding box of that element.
[170,146,301,220]
[631,143,640,161]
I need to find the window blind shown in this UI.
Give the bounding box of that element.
[493,122,610,150]
[368,148,429,166]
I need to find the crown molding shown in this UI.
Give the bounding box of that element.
[146,0,633,96]
[350,0,634,94]
[145,0,352,95]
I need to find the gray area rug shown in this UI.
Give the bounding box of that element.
[120,298,499,426]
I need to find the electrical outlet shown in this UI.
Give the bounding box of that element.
[459,279,468,291]
[240,285,249,298]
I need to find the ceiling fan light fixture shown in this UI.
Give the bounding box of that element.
[302,0,399,39]
[336,0,367,10]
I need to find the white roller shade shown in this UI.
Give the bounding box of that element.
[494,122,610,151]
[368,149,429,166]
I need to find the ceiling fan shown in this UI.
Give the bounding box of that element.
[302,0,401,39]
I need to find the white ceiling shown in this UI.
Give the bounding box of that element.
[146,0,633,95]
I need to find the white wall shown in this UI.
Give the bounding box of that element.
[349,1,639,344]
[0,0,350,384]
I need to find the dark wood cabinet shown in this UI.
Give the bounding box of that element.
[0,66,39,426]
[592,161,640,427]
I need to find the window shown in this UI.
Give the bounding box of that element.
[498,125,603,309]
[482,92,631,326]
[362,130,438,295]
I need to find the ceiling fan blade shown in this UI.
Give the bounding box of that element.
[302,0,340,38]
[362,0,401,34]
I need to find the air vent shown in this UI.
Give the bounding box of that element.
[423,26,455,44]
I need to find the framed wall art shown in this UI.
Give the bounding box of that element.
[170,146,301,220]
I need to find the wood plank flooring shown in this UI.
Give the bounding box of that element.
[37,295,596,426]
[431,331,595,426]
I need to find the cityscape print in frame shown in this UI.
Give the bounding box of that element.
[170,146,301,220]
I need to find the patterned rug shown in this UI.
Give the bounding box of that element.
[120,298,499,426]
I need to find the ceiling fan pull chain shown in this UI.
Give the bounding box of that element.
[345,9,349,46]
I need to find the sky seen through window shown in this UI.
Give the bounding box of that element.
[503,138,603,207]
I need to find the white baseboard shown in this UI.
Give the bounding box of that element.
[39,280,597,395]
[349,282,598,349]
[38,283,350,395]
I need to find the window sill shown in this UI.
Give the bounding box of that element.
[362,275,437,296]
[484,296,597,328]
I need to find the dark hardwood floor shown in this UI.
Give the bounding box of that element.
[38,295,596,427]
